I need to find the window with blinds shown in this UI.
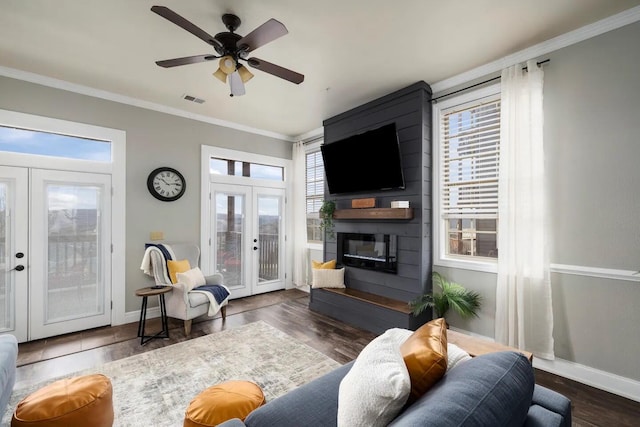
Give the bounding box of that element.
[440,95,500,259]
[306,150,325,242]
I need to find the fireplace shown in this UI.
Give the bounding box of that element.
[337,233,398,274]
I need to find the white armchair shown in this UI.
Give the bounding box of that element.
[141,243,229,335]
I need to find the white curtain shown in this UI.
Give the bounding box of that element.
[292,141,310,288]
[495,60,554,360]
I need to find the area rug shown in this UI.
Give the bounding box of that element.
[2,321,342,426]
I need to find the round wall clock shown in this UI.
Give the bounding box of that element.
[147,167,186,202]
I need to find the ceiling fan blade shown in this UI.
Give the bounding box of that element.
[237,19,288,53]
[151,6,223,52]
[156,54,218,68]
[247,58,304,84]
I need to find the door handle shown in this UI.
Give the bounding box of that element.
[10,265,25,272]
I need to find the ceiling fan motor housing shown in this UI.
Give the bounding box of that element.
[214,32,243,58]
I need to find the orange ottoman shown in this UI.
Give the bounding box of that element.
[12,374,114,427]
[184,380,265,427]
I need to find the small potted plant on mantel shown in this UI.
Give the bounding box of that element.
[409,272,482,324]
[319,200,336,238]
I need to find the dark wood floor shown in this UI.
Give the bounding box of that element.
[14,289,639,426]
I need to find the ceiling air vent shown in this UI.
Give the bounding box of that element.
[182,94,205,104]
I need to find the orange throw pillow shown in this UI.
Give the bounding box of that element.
[167,259,191,284]
[400,317,448,402]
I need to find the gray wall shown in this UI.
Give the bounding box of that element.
[0,76,292,313]
[433,21,640,382]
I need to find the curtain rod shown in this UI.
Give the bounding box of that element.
[303,134,324,145]
[431,59,550,103]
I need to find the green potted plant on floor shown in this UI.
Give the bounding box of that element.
[319,200,336,238]
[409,272,482,321]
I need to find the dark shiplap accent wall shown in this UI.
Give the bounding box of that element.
[321,81,433,303]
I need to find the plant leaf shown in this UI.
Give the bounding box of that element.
[408,294,434,316]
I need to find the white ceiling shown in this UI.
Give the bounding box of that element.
[1,0,639,139]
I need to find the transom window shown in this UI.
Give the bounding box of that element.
[437,91,501,261]
[0,125,111,162]
[209,157,283,181]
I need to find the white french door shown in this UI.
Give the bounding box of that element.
[0,166,111,342]
[210,183,286,299]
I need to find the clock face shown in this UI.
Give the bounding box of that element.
[147,167,186,201]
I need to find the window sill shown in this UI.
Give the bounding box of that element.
[434,257,498,274]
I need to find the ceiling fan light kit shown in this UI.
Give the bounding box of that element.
[218,56,236,74]
[212,68,228,83]
[238,65,254,83]
[151,5,304,97]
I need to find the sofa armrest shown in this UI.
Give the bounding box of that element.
[168,282,191,305]
[525,404,564,427]
[217,419,246,427]
[525,385,572,427]
[244,361,354,427]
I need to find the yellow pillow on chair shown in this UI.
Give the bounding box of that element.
[167,259,191,284]
[312,259,336,269]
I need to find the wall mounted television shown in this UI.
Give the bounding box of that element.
[320,122,405,195]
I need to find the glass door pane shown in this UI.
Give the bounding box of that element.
[0,181,11,330]
[214,188,248,296]
[45,183,103,321]
[257,195,281,283]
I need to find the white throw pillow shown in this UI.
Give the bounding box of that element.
[311,267,346,289]
[447,343,472,371]
[176,267,206,291]
[338,328,411,427]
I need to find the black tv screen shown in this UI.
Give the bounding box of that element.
[321,123,405,194]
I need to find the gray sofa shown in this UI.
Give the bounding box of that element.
[0,334,18,416]
[219,351,571,427]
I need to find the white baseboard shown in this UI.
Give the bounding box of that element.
[123,307,161,325]
[533,357,640,403]
[450,327,640,403]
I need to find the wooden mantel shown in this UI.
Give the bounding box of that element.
[333,207,413,220]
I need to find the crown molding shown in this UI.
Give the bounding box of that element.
[295,126,324,142]
[0,65,295,142]
[431,5,640,94]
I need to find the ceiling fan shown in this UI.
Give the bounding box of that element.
[151,6,304,97]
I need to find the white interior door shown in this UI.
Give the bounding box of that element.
[0,166,29,342]
[30,169,111,340]
[211,183,285,299]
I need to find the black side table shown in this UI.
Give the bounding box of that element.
[135,286,172,345]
